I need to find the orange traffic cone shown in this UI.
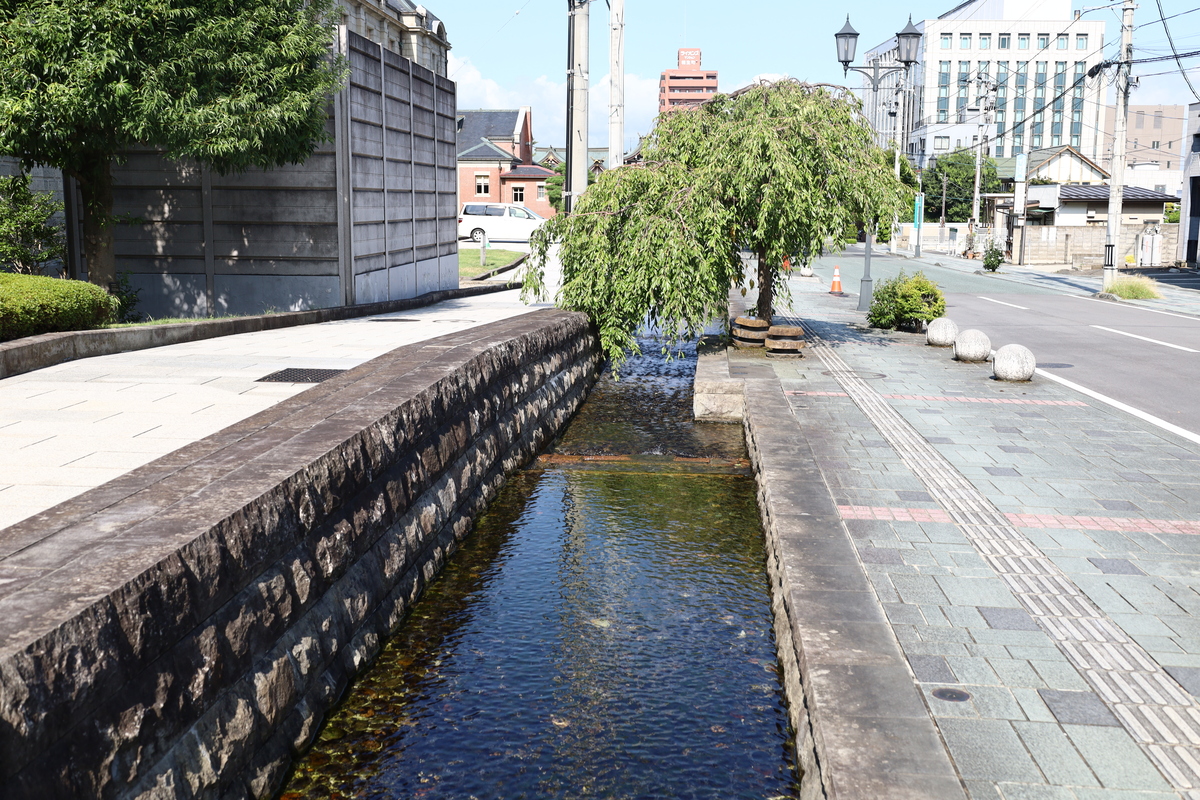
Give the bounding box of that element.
[830,266,843,295]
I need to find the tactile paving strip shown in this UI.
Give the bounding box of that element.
[792,320,1200,796]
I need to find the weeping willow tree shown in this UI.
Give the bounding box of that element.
[526,79,911,368]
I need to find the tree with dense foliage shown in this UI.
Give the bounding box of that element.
[526,80,911,367]
[0,173,66,275]
[0,0,345,287]
[922,149,1000,224]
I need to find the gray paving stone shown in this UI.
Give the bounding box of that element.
[1064,725,1172,790]
[996,785,1077,800]
[1164,665,1200,697]
[947,656,1002,686]
[909,654,958,683]
[859,547,906,565]
[1037,690,1120,727]
[1014,720,1100,787]
[987,659,1043,687]
[1030,661,1091,691]
[1087,557,1147,576]
[1010,687,1056,722]
[979,606,1041,631]
[938,718,1043,782]
[883,602,927,625]
[892,574,953,605]
[937,576,1022,608]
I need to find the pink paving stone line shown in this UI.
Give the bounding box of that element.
[837,505,1200,535]
[787,391,1086,407]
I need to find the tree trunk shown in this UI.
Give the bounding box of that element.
[77,160,115,288]
[755,247,774,322]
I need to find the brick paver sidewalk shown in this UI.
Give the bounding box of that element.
[746,274,1200,799]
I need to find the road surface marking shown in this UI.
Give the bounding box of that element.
[1090,325,1199,353]
[1034,369,1200,446]
[977,296,1030,310]
[1067,294,1200,322]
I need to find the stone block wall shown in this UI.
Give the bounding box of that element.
[0,310,601,799]
[1014,223,1180,266]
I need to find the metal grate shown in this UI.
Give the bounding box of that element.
[256,368,347,384]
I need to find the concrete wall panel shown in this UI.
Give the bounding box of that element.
[130,272,208,319]
[416,257,440,295]
[354,265,389,304]
[388,263,417,299]
[213,274,340,315]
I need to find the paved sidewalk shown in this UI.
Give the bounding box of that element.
[0,289,539,529]
[745,274,1200,799]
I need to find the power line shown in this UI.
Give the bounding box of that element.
[1147,0,1200,100]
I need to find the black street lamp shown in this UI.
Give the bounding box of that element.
[834,15,922,311]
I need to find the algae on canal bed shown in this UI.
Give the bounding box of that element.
[279,341,798,799]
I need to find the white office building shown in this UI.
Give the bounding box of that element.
[861,0,1106,169]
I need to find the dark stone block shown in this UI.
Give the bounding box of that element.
[1038,689,1120,726]
[978,606,1041,631]
[984,467,1021,477]
[1088,557,1146,575]
[1165,666,1200,697]
[908,655,957,684]
[896,490,934,502]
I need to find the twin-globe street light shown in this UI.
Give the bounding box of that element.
[834,16,922,311]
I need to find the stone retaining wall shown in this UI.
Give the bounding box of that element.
[0,309,600,799]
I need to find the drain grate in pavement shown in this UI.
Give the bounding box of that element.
[257,368,347,384]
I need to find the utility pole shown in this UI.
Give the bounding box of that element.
[1104,0,1135,289]
[891,90,902,255]
[940,172,948,252]
[608,0,624,170]
[565,0,590,214]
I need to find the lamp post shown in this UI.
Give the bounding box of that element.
[835,15,922,312]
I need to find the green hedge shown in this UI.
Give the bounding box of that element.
[0,273,118,341]
[867,270,946,331]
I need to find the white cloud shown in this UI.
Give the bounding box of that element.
[450,53,660,152]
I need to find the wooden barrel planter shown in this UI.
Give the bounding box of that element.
[732,316,769,348]
[765,324,805,357]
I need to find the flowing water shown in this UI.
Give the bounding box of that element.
[279,342,798,800]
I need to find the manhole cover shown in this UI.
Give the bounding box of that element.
[931,688,972,702]
[1037,363,1074,369]
[821,370,887,380]
[436,319,477,323]
[257,368,347,384]
[369,317,420,322]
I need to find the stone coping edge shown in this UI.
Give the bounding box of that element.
[741,369,968,800]
[0,309,601,800]
[0,281,518,380]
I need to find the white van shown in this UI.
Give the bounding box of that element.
[458,203,546,243]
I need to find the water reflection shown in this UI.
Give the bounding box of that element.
[279,343,797,800]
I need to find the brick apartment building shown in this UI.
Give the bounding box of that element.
[658,49,718,115]
[456,107,556,218]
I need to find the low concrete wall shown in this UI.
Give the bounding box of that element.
[0,282,515,380]
[0,309,601,799]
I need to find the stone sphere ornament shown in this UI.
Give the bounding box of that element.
[953,329,992,362]
[993,344,1037,381]
[926,317,958,347]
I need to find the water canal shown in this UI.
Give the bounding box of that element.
[279,343,799,799]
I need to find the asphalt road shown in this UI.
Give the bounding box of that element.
[808,247,1200,439]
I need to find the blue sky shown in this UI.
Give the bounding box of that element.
[437,0,1199,150]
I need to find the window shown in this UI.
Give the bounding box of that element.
[537,183,546,200]
[510,205,529,218]
[961,34,971,49]
[999,33,1011,49]
[1018,34,1030,49]
[474,173,490,196]
[941,33,952,49]
[1154,111,1163,129]
[1037,34,1049,49]
[1136,110,1145,129]
[1076,34,1088,50]
[935,136,950,149]
[485,206,506,216]
[463,204,486,216]
[1155,184,1166,193]
[511,185,524,203]
[980,34,991,49]
[1152,140,1160,149]
[1057,34,1068,49]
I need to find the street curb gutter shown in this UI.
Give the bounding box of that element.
[0,282,519,380]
